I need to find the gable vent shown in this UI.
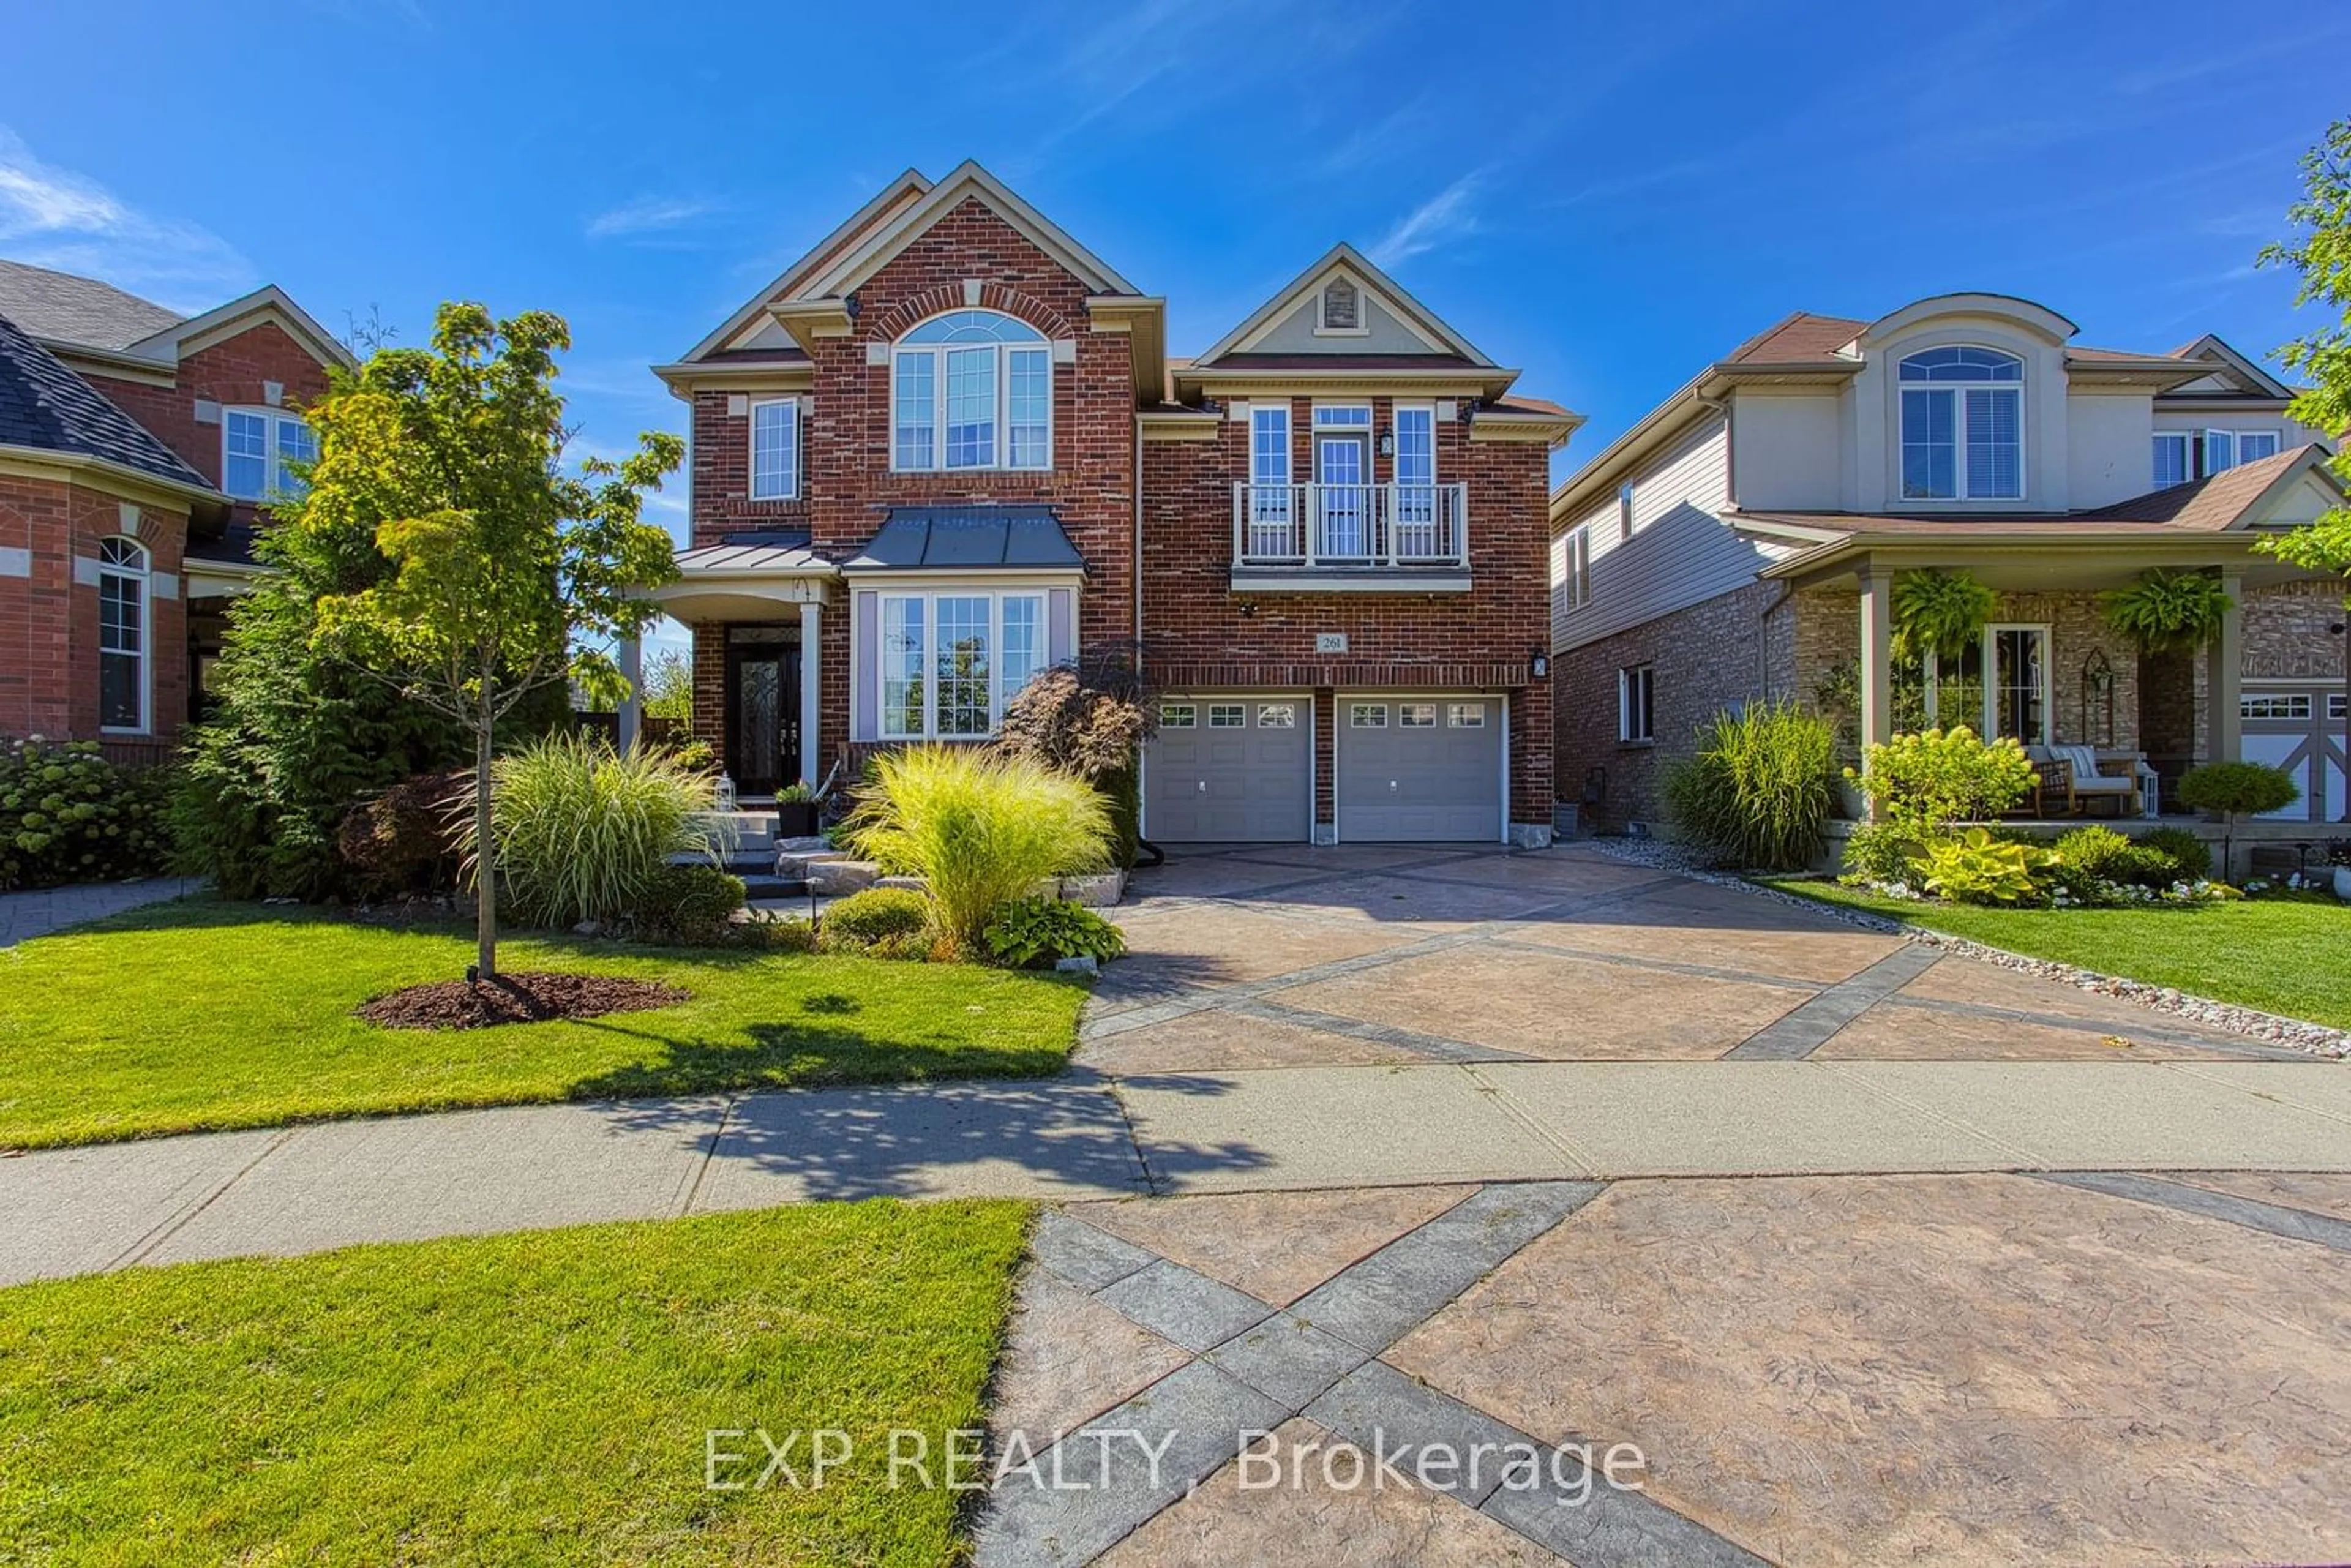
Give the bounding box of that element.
[1320,277,1360,331]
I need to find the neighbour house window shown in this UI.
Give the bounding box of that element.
[1249,403,1293,535]
[97,536,148,732]
[749,399,799,500]
[1559,527,1591,610]
[1618,666,1655,743]
[222,407,315,501]
[890,310,1052,472]
[1898,347,2022,500]
[876,590,1048,740]
[1618,482,1635,539]
[2151,432,2191,488]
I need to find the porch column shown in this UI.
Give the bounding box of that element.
[2205,571,2243,765]
[798,598,822,790]
[1858,559,1894,737]
[617,634,642,752]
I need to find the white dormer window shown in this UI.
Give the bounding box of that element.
[890,310,1052,472]
[749,397,799,500]
[1317,277,1363,334]
[1898,347,2022,500]
[222,407,316,501]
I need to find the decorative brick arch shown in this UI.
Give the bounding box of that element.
[864,283,1076,346]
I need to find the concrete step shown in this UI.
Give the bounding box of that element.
[740,874,804,901]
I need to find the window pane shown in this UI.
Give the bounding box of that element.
[1990,628,2045,744]
[1399,702,1437,727]
[2151,433,2189,487]
[1900,389,1956,498]
[894,354,936,470]
[934,595,991,735]
[1007,348,1049,469]
[100,652,141,729]
[901,310,1044,345]
[1965,387,2020,498]
[98,564,143,729]
[1447,703,1484,729]
[945,347,996,468]
[274,417,317,498]
[1000,595,1044,711]
[751,401,796,499]
[882,596,926,737]
[1314,406,1371,427]
[225,410,268,498]
[1349,703,1388,728]
[1160,703,1196,728]
[2237,431,2279,463]
[1208,704,1245,728]
[1256,703,1295,729]
[1394,407,1434,529]
[1250,405,1292,532]
[2204,429,2236,475]
[1900,347,2022,382]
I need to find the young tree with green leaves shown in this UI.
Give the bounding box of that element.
[642,647,695,721]
[309,303,680,977]
[2257,118,2351,594]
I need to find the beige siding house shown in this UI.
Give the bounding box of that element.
[1549,293,2347,839]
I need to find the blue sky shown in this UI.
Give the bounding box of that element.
[4,0,2345,546]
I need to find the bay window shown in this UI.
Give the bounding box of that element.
[1898,347,2022,500]
[890,310,1052,472]
[877,590,1050,739]
[222,407,316,501]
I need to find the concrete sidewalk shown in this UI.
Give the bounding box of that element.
[5,1057,2347,1286]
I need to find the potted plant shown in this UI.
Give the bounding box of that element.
[2098,568,2235,653]
[773,780,821,839]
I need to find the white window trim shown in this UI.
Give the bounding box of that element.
[1392,400,1437,481]
[1250,402,1292,487]
[887,312,1054,474]
[1897,348,2025,502]
[1560,526,1591,610]
[2199,429,2281,476]
[874,589,1050,740]
[1618,665,1655,744]
[97,536,151,735]
[220,405,314,502]
[1311,403,1374,429]
[1617,482,1635,539]
[749,397,800,501]
[2151,430,2191,487]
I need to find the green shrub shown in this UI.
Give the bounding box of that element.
[631,863,746,944]
[0,738,174,891]
[1839,821,1924,883]
[819,887,934,958]
[844,746,1111,951]
[1660,701,1837,871]
[2135,826,2212,884]
[2053,825,2136,882]
[739,913,819,953]
[1847,727,2039,835]
[984,896,1127,969]
[467,733,726,928]
[2176,761,2300,818]
[1907,827,2054,905]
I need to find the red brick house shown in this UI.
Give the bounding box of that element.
[0,260,351,759]
[648,163,1578,846]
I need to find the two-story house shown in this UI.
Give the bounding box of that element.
[0,260,351,760]
[647,163,1577,846]
[1549,293,2347,830]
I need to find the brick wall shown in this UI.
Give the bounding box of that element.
[0,474,187,745]
[83,320,334,497]
[1139,411,1554,827]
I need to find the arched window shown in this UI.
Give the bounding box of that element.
[891,310,1052,472]
[1899,347,2022,500]
[97,536,149,733]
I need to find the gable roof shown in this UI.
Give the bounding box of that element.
[0,258,183,351]
[0,312,218,497]
[803,161,1141,299]
[1189,242,1495,369]
[1725,312,1865,365]
[126,284,356,372]
[2071,442,2336,528]
[2161,333,2297,401]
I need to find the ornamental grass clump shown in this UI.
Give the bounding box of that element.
[1661,701,1837,871]
[462,732,727,929]
[844,746,1111,953]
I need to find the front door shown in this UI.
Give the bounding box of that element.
[725,632,800,797]
[1315,433,1373,560]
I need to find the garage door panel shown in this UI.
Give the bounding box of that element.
[1338,696,1502,843]
[2242,687,2346,822]
[1147,696,1310,843]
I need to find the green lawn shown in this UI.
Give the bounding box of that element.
[1774,880,2351,1029]
[0,1199,1028,1565]
[0,899,1086,1150]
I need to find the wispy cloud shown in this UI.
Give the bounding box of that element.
[1366,171,1483,269]
[0,126,255,310]
[585,195,722,240]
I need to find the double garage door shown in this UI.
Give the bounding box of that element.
[2243,685,2348,821]
[1146,694,1502,844]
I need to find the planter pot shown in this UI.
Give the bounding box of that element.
[1835,779,1869,821]
[773,801,819,839]
[2334,866,2351,902]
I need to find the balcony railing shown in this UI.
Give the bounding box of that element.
[1231,482,1469,569]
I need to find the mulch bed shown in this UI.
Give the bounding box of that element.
[358,971,689,1031]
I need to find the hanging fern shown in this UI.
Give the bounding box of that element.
[1891,569,1997,661]
[2099,568,2234,653]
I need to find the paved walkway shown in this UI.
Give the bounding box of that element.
[0,876,204,948]
[5,844,2349,1286]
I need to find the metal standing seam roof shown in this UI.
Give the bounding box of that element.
[0,312,215,492]
[672,541,830,574]
[842,506,1084,571]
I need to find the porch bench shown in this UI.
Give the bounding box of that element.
[2028,745,2145,818]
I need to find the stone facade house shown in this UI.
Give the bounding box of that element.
[1548,294,2347,830]
[645,163,1578,846]
[0,260,350,759]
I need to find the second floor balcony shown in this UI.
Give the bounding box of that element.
[1229,482,1471,591]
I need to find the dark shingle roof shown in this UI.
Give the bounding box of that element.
[0,313,214,492]
[0,259,183,351]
